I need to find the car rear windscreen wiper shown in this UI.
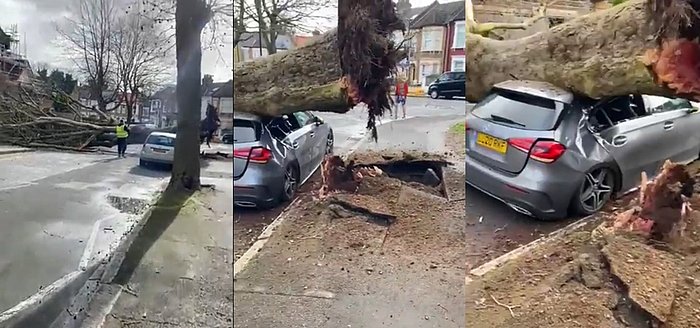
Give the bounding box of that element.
[489,114,526,127]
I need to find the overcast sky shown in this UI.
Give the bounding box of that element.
[0,0,233,84]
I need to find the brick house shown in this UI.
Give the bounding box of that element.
[472,0,591,40]
[410,0,465,87]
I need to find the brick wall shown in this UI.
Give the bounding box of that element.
[473,0,591,39]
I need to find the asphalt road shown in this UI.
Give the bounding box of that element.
[0,150,230,313]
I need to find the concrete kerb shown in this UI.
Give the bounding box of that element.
[465,214,600,285]
[0,263,100,328]
[55,180,170,328]
[0,180,169,328]
[0,147,34,156]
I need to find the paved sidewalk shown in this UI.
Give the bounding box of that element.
[84,178,234,327]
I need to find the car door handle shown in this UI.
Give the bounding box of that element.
[612,135,628,147]
[291,141,299,149]
[664,121,674,130]
[309,131,315,138]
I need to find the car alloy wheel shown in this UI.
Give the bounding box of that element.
[579,168,614,213]
[282,166,298,201]
[430,90,439,99]
[326,132,334,154]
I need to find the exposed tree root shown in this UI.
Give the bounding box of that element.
[233,0,404,140]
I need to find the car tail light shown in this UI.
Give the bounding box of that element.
[233,146,272,164]
[508,138,566,163]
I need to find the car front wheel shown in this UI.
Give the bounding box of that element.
[572,167,615,215]
[430,90,439,99]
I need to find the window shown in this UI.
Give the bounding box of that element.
[233,119,262,143]
[453,21,466,49]
[472,91,566,131]
[421,29,442,51]
[644,95,692,113]
[451,56,465,72]
[146,135,176,147]
[293,112,313,126]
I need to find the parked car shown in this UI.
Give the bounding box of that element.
[465,80,700,220]
[428,71,465,99]
[221,129,233,144]
[139,131,176,167]
[234,111,334,209]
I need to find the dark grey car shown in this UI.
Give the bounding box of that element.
[233,111,333,208]
[466,80,700,220]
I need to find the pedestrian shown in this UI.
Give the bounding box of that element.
[394,77,409,119]
[115,119,130,158]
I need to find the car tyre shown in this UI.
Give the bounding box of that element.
[139,159,149,167]
[281,164,299,202]
[430,90,439,99]
[571,167,616,216]
[326,130,334,155]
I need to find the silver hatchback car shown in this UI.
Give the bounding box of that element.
[466,80,700,220]
[234,111,333,208]
[139,131,176,166]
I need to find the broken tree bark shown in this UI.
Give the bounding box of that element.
[466,0,700,102]
[233,0,404,138]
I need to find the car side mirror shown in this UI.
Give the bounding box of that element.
[687,107,699,114]
[313,116,324,125]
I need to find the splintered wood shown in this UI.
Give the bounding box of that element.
[319,154,383,198]
[609,160,695,241]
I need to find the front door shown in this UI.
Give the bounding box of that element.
[594,98,676,192]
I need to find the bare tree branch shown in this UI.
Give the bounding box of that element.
[56,0,122,113]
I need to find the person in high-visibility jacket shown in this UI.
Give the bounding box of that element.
[115,119,130,158]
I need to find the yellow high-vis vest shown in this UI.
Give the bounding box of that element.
[116,125,128,138]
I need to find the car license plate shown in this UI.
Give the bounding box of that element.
[476,132,507,154]
[152,148,166,153]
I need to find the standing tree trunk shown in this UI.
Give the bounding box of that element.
[170,0,210,191]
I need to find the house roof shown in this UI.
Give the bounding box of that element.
[211,80,232,98]
[151,85,176,100]
[202,81,227,96]
[237,32,294,50]
[411,1,465,28]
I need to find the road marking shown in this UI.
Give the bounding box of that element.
[79,213,121,270]
[233,198,303,278]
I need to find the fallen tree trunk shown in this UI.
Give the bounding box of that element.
[233,0,404,138]
[467,0,700,102]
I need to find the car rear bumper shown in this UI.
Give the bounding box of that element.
[466,156,581,220]
[140,154,174,164]
[234,167,285,208]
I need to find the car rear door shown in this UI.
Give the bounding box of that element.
[466,90,565,174]
[233,118,264,180]
[592,97,673,192]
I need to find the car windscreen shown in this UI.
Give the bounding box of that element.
[234,119,262,143]
[471,91,564,131]
[146,135,175,146]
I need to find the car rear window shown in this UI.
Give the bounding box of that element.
[234,119,261,143]
[471,91,564,131]
[146,135,175,146]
